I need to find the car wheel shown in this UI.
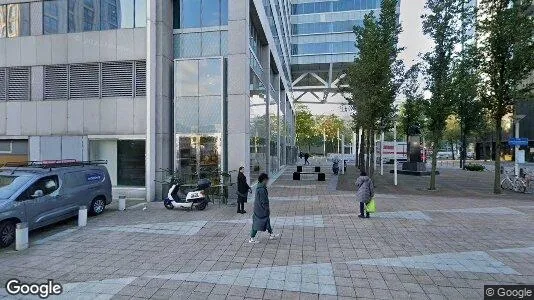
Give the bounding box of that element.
[0,221,16,248]
[89,198,106,216]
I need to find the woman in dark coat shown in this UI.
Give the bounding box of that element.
[249,173,279,243]
[237,166,251,214]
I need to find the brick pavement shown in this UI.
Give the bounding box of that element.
[0,164,533,299]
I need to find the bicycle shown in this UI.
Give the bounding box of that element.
[501,169,528,193]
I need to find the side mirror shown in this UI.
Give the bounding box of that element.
[30,190,44,199]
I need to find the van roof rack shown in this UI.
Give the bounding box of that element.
[2,160,107,170]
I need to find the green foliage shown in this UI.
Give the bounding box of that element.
[477,0,534,194]
[295,105,319,150]
[399,64,426,140]
[464,164,485,172]
[443,115,461,144]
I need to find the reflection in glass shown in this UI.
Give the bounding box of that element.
[199,59,221,96]
[43,0,69,34]
[220,0,228,25]
[6,3,30,38]
[249,71,267,179]
[181,0,201,28]
[180,32,202,58]
[269,94,279,174]
[0,6,7,38]
[101,0,134,30]
[175,98,199,133]
[176,135,221,183]
[199,96,222,133]
[134,0,146,27]
[176,60,199,97]
[201,31,221,57]
[201,0,219,27]
[68,0,100,32]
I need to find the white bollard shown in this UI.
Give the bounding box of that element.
[78,206,87,227]
[15,223,29,251]
[118,195,126,211]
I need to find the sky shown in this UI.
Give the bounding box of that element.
[304,0,433,117]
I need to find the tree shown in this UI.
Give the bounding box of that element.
[443,115,461,159]
[295,105,319,151]
[477,0,534,194]
[399,64,426,144]
[343,0,403,176]
[421,0,465,190]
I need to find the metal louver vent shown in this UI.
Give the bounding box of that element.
[0,69,6,101]
[135,60,146,97]
[44,65,69,100]
[69,63,100,99]
[7,67,30,101]
[102,61,134,97]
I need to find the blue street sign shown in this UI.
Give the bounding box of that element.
[508,138,529,146]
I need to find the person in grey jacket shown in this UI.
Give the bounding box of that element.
[249,173,280,243]
[356,171,374,218]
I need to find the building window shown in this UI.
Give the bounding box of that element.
[177,0,228,29]
[4,3,30,38]
[43,0,69,34]
[68,0,100,32]
[100,0,136,30]
[134,0,146,27]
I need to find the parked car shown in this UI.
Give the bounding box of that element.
[0,161,112,248]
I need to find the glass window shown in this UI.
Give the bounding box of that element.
[175,98,199,133]
[68,0,100,32]
[101,0,134,30]
[201,31,221,56]
[180,32,201,58]
[220,0,227,25]
[0,6,6,38]
[199,96,221,133]
[181,0,200,28]
[134,0,146,27]
[25,176,60,199]
[176,60,199,97]
[201,0,219,27]
[117,140,146,186]
[220,30,228,55]
[6,3,30,38]
[43,0,69,34]
[198,59,221,96]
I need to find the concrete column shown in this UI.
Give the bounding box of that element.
[261,46,271,175]
[146,0,174,202]
[227,0,251,181]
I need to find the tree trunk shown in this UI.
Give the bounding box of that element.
[493,117,502,194]
[460,134,467,169]
[359,130,366,171]
[429,136,439,190]
[365,130,371,173]
[370,131,375,178]
[450,142,455,161]
[482,141,487,161]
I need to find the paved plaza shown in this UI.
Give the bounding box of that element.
[1,164,534,299]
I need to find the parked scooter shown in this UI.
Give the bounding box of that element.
[163,176,211,211]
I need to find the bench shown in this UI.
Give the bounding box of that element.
[293,172,326,181]
[297,166,321,173]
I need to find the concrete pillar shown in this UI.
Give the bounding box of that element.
[15,223,28,251]
[118,195,126,211]
[78,206,87,227]
[146,0,174,202]
[227,0,251,182]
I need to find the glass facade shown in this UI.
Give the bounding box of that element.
[175,0,228,29]
[0,3,30,38]
[291,41,357,55]
[174,31,228,58]
[42,0,146,35]
[292,20,363,35]
[292,0,381,14]
[249,71,267,178]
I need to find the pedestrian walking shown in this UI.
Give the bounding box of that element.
[237,166,251,214]
[249,173,280,243]
[356,171,374,218]
[304,153,310,165]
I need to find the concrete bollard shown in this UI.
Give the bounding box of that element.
[78,206,87,227]
[118,195,126,211]
[15,223,29,251]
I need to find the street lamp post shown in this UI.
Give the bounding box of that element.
[394,122,398,186]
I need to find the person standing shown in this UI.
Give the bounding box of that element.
[237,166,251,214]
[356,171,374,218]
[304,153,310,165]
[249,173,279,243]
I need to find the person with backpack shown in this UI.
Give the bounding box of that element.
[356,171,375,218]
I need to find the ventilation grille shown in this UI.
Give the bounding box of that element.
[0,69,5,101]
[135,60,146,97]
[44,65,69,100]
[69,63,100,99]
[102,61,134,97]
[7,67,30,101]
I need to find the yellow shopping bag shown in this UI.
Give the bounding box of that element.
[365,198,376,213]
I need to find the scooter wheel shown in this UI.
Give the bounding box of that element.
[164,200,174,210]
[196,201,208,211]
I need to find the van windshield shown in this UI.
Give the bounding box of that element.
[0,175,32,199]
